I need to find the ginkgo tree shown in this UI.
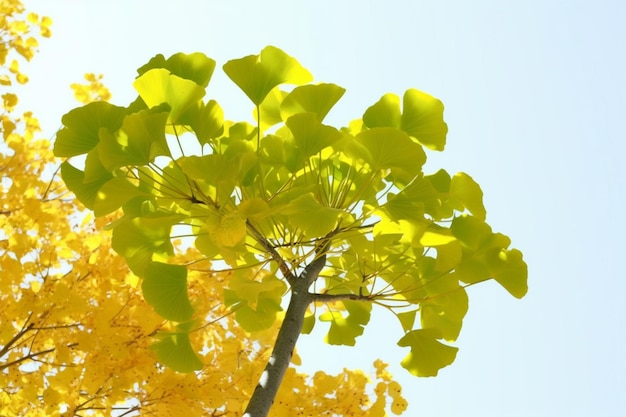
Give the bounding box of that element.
[54,46,527,416]
[2,4,411,416]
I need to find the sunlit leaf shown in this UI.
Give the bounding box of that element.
[397,329,458,377]
[486,248,528,298]
[97,107,170,170]
[320,301,371,346]
[285,112,342,167]
[420,288,468,341]
[133,68,205,122]
[363,93,401,129]
[450,172,486,221]
[142,262,194,322]
[355,127,426,182]
[137,52,216,87]
[282,193,342,237]
[223,45,313,105]
[281,83,346,122]
[111,217,175,274]
[149,331,203,372]
[54,101,127,157]
[401,89,448,151]
[60,161,111,210]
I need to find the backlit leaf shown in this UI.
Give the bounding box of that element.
[397,329,458,377]
[401,89,448,151]
[133,68,205,122]
[320,301,371,346]
[149,331,203,372]
[55,101,127,157]
[355,127,426,182]
[281,83,346,122]
[137,52,216,87]
[223,45,313,105]
[142,262,194,322]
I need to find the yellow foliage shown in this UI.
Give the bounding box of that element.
[70,72,112,104]
[0,2,409,416]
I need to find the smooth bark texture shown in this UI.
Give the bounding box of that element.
[243,255,326,417]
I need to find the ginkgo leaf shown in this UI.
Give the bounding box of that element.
[450,172,486,221]
[396,310,417,333]
[142,262,194,322]
[281,193,342,238]
[232,297,283,332]
[363,89,448,151]
[420,288,468,341]
[401,89,448,151]
[178,99,224,145]
[285,112,342,167]
[96,107,170,170]
[256,88,288,132]
[486,248,528,298]
[223,45,313,105]
[363,93,401,129]
[54,101,127,157]
[450,214,492,249]
[93,177,149,217]
[355,127,426,182]
[137,52,216,88]
[111,217,175,274]
[149,330,203,372]
[320,301,371,346]
[280,83,346,122]
[60,161,111,209]
[397,329,458,377]
[133,68,205,122]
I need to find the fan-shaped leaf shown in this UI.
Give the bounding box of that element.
[223,45,313,105]
[133,68,205,122]
[397,329,458,377]
[54,101,127,157]
[281,83,345,122]
[149,330,203,372]
[142,262,194,322]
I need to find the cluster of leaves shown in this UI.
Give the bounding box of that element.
[1,7,409,416]
[55,45,527,381]
[1,0,51,139]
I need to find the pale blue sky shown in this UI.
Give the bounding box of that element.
[20,0,625,415]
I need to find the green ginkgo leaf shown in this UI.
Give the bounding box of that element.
[97,107,170,170]
[178,99,224,145]
[133,68,205,122]
[280,83,346,122]
[401,89,448,151]
[142,262,194,322]
[486,248,528,299]
[60,160,112,209]
[355,127,426,182]
[54,101,127,157]
[137,52,216,88]
[363,93,401,129]
[397,329,458,377]
[149,330,203,372]
[285,112,342,166]
[223,45,313,105]
[320,301,371,346]
[420,288,468,341]
[111,217,175,274]
[450,172,486,221]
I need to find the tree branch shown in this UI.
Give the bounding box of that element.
[242,254,326,417]
[311,292,371,303]
[247,220,296,285]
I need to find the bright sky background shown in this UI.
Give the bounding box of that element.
[19,1,625,416]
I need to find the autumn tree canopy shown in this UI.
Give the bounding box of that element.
[53,44,527,416]
[1,3,409,416]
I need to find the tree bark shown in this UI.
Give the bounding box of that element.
[243,255,326,417]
